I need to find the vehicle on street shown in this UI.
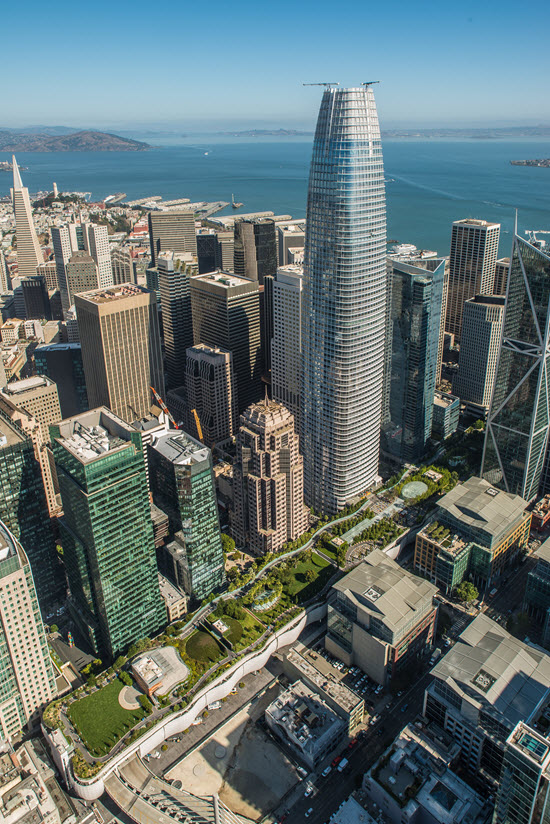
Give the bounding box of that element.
[322,766,332,777]
[305,808,313,818]
[337,757,349,772]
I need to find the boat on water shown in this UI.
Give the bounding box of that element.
[231,193,243,209]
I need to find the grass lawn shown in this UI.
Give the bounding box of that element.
[185,630,223,662]
[68,681,145,756]
[222,616,243,646]
[285,552,336,602]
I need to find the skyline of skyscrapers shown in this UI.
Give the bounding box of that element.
[301,86,387,513]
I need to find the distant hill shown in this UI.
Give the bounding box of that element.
[0,130,150,152]
[217,128,313,137]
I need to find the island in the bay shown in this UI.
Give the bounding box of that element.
[510,158,550,167]
[0,130,150,152]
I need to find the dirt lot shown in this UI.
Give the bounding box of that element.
[166,687,298,820]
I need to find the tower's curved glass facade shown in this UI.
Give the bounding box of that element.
[301,86,387,513]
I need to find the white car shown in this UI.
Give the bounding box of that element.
[304,785,313,797]
[305,809,313,818]
[322,766,332,777]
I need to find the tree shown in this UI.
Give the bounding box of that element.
[139,695,152,713]
[455,581,479,603]
[304,569,316,583]
[221,533,236,554]
[119,671,132,687]
[49,624,58,634]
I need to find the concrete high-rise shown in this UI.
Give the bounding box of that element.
[382,257,446,464]
[233,218,277,285]
[482,235,550,500]
[51,408,166,659]
[233,396,308,554]
[65,251,99,306]
[0,408,60,610]
[493,257,510,296]
[75,283,164,422]
[445,219,500,341]
[190,271,262,413]
[452,294,505,418]
[158,251,193,391]
[277,221,305,267]
[83,223,113,289]
[0,376,62,517]
[149,428,225,600]
[111,245,136,285]
[0,521,56,739]
[51,225,73,315]
[34,343,88,418]
[148,210,197,265]
[301,86,387,513]
[52,222,113,315]
[11,157,42,280]
[0,251,10,293]
[271,264,303,427]
[185,344,237,447]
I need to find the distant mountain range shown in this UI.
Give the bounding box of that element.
[0,129,150,152]
[217,129,313,137]
[381,125,550,139]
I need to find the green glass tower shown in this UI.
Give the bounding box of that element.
[494,722,550,824]
[51,408,166,660]
[482,235,550,500]
[149,429,225,601]
[0,407,61,611]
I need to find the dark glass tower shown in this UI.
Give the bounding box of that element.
[301,86,387,513]
[482,234,550,500]
[51,408,166,659]
[233,218,277,286]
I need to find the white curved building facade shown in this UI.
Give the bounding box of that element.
[301,86,387,513]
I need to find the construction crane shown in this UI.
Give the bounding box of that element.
[362,81,380,86]
[150,386,179,429]
[191,408,204,443]
[302,82,339,87]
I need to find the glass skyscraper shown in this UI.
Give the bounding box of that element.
[301,86,386,513]
[482,235,550,501]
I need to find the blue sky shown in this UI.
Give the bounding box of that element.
[3,0,549,129]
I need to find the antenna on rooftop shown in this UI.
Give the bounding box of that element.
[302,82,340,87]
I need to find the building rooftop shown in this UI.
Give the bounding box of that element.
[434,391,460,409]
[0,523,17,563]
[54,407,133,464]
[0,410,26,450]
[535,536,550,565]
[436,476,527,540]
[191,270,255,290]
[468,294,506,307]
[151,430,210,466]
[75,283,148,304]
[431,614,550,728]
[132,654,163,688]
[158,573,186,608]
[332,550,437,634]
[266,681,345,759]
[1,375,53,396]
[285,649,363,714]
[453,219,500,228]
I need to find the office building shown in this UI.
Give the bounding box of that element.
[493,722,550,824]
[83,223,113,289]
[65,251,99,306]
[36,259,58,291]
[482,235,550,501]
[0,409,60,609]
[271,265,303,427]
[0,738,66,823]
[50,225,73,315]
[0,251,10,293]
[0,521,57,739]
[363,723,490,824]
[282,649,364,734]
[424,614,550,783]
[233,218,277,285]
[217,232,235,271]
[0,376,62,517]
[277,220,306,267]
[185,344,237,447]
[196,232,219,274]
[149,428,225,600]
[233,395,308,554]
[148,209,197,265]
[432,390,460,439]
[190,271,262,413]
[51,408,166,659]
[445,219,500,341]
[382,257,446,463]
[75,283,164,422]
[111,245,136,285]
[265,680,347,770]
[301,86,386,514]
[34,343,89,418]
[158,251,193,391]
[21,275,51,320]
[11,158,42,280]
[494,257,510,296]
[158,573,187,623]
[326,550,438,685]
[524,537,550,648]
[261,274,273,376]
[452,295,505,418]
[415,476,530,592]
